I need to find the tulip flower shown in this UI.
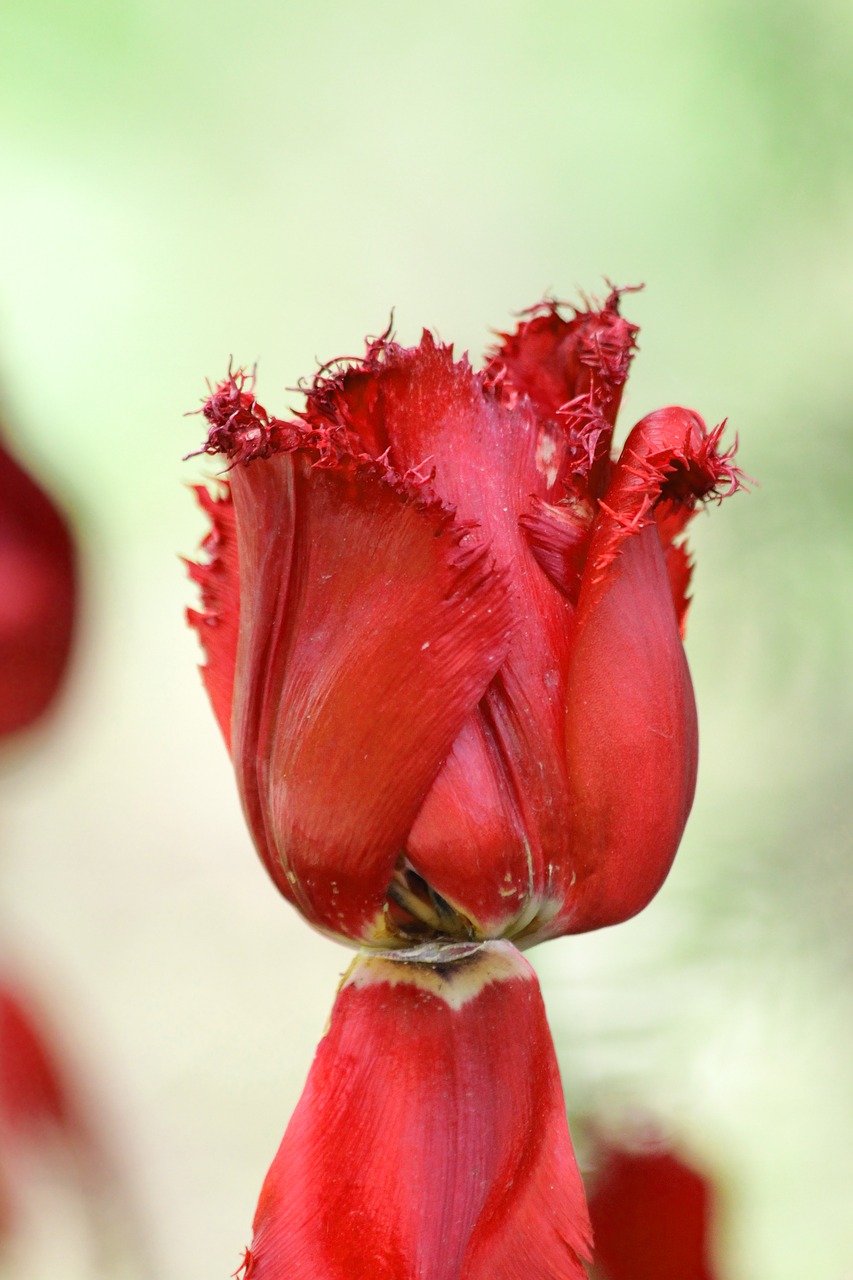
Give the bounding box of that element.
[188,289,741,1279]
[587,1131,718,1280]
[0,432,76,738]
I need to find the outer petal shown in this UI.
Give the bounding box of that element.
[243,941,590,1280]
[588,1137,716,1280]
[554,407,741,933]
[226,446,514,942]
[0,436,76,737]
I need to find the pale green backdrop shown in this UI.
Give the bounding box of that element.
[1,1,852,1277]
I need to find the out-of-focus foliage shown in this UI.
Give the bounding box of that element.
[0,1,851,1277]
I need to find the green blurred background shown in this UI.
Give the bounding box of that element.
[1,0,852,1276]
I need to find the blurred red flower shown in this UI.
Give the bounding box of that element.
[587,1134,718,1280]
[0,434,76,737]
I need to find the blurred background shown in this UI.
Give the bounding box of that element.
[1,0,852,1276]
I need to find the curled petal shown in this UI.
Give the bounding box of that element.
[245,941,590,1280]
[0,981,86,1239]
[224,439,514,942]
[0,437,76,736]
[0,984,73,1136]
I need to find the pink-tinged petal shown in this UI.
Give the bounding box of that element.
[0,437,76,737]
[556,408,741,932]
[187,482,240,747]
[213,399,514,939]
[244,941,590,1280]
[486,288,640,500]
[588,1137,717,1280]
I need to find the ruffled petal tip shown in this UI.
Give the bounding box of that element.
[588,1131,717,1280]
[243,941,591,1280]
[0,438,76,736]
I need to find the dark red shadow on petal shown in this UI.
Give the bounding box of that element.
[308,333,581,931]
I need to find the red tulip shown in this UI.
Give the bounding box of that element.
[0,434,76,737]
[188,289,740,1278]
[587,1133,718,1280]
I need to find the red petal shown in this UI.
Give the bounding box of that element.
[660,536,694,637]
[546,406,742,932]
[404,711,531,935]
[227,447,514,942]
[245,941,590,1280]
[588,1137,717,1280]
[0,436,76,736]
[519,494,596,603]
[486,288,639,499]
[306,335,579,935]
[187,482,240,747]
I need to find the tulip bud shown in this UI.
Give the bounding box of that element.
[187,291,742,1279]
